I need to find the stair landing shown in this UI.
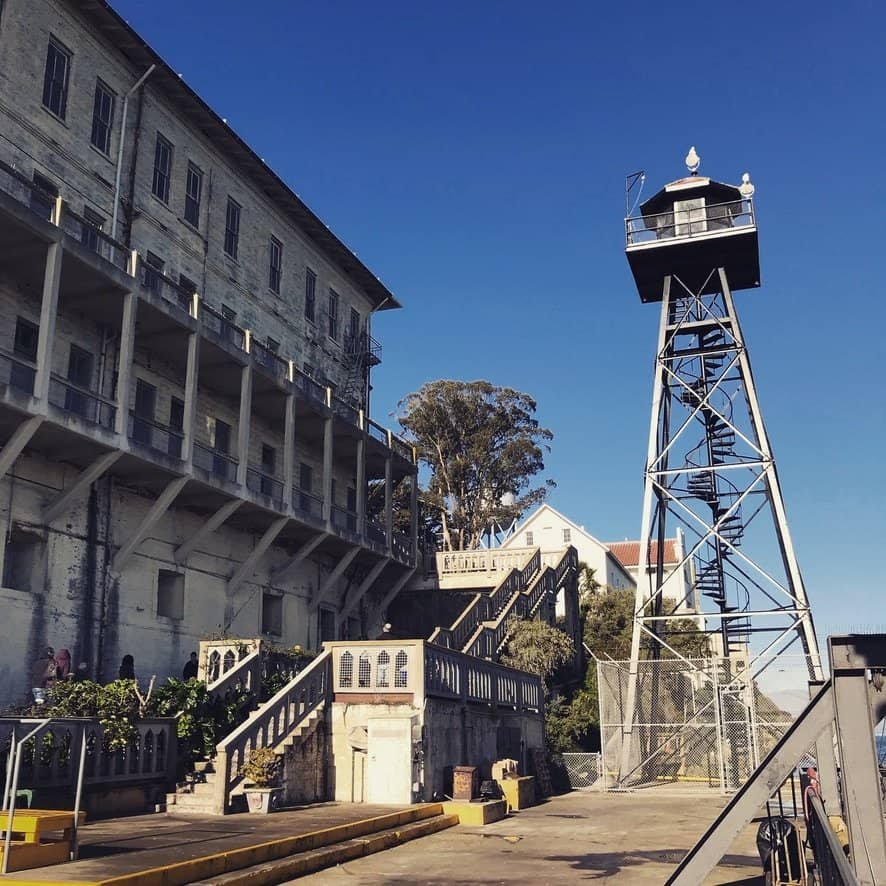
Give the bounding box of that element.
[1,802,454,886]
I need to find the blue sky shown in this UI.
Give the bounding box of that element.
[111,0,885,636]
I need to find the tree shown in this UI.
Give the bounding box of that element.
[500,618,574,691]
[397,380,554,550]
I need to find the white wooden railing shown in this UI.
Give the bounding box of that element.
[436,546,537,589]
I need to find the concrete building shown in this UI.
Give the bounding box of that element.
[501,504,635,595]
[0,0,418,704]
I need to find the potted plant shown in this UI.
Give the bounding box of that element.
[239,747,283,813]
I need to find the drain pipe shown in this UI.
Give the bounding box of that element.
[111,65,155,239]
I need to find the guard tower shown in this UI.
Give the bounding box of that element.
[615,149,823,788]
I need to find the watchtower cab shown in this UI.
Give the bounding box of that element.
[625,147,760,302]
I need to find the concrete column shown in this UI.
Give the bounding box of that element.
[182,329,200,467]
[114,289,137,436]
[236,363,253,487]
[33,241,63,403]
[355,435,366,534]
[322,415,333,523]
[283,393,295,510]
[384,454,393,552]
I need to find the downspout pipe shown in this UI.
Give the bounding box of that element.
[111,65,156,239]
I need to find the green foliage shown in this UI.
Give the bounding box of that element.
[397,380,554,551]
[47,680,142,751]
[501,618,574,691]
[578,562,601,598]
[239,746,282,787]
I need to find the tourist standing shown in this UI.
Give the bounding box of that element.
[118,654,135,680]
[182,651,199,681]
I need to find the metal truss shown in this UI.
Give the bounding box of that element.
[617,268,823,784]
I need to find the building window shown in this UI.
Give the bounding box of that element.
[563,528,571,544]
[30,171,58,221]
[268,237,282,293]
[526,531,534,546]
[90,80,115,155]
[260,443,276,496]
[211,417,231,478]
[143,251,164,294]
[262,592,282,636]
[346,308,360,352]
[224,197,240,259]
[157,570,184,619]
[304,268,316,322]
[152,133,173,203]
[12,317,38,394]
[2,526,42,592]
[184,162,202,227]
[327,290,339,340]
[42,38,71,119]
[266,337,279,353]
[81,207,105,253]
[318,607,335,645]
[169,396,184,459]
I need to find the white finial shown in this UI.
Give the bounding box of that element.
[685,146,700,174]
[739,172,755,198]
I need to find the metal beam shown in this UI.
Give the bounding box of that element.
[174,498,242,564]
[271,531,329,583]
[44,451,122,523]
[666,680,835,885]
[311,545,360,611]
[226,516,289,596]
[0,417,43,483]
[112,475,188,572]
[809,679,840,811]
[338,556,390,623]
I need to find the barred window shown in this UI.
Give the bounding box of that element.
[394,650,408,688]
[358,652,371,688]
[339,651,353,688]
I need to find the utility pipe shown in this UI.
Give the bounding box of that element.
[111,65,156,239]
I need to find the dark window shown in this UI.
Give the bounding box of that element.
[143,251,164,294]
[2,526,42,592]
[269,237,282,293]
[90,80,115,155]
[212,418,231,478]
[184,162,202,227]
[65,344,94,418]
[81,207,105,253]
[11,317,38,394]
[347,308,360,349]
[260,444,276,496]
[224,197,240,258]
[327,290,339,340]
[168,396,184,459]
[346,486,357,532]
[262,593,282,636]
[152,133,173,203]
[30,172,57,221]
[318,607,336,644]
[178,274,196,310]
[304,268,316,322]
[132,378,156,446]
[157,570,184,620]
[42,38,70,119]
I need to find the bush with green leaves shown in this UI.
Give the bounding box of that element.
[238,746,282,787]
[47,679,142,750]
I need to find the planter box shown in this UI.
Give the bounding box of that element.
[246,787,283,814]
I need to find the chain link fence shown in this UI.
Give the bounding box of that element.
[598,654,812,791]
[556,752,602,790]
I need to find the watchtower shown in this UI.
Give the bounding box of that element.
[616,149,823,787]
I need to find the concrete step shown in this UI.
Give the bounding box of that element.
[188,812,458,884]
[194,759,216,774]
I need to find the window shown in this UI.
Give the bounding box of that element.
[268,237,282,293]
[12,317,38,394]
[224,197,240,258]
[2,526,42,592]
[212,418,231,479]
[168,396,184,459]
[184,162,202,227]
[90,80,115,155]
[260,444,276,496]
[304,268,316,322]
[81,207,105,253]
[318,607,335,644]
[152,133,173,203]
[65,344,94,418]
[266,337,280,353]
[346,308,360,352]
[563,528,571,544]
[42,38,71,119]
[525,531,534,546]
[261,592,282,636]
[132,378,156,446]
[143,251,164,294]
[327,289,339,340]
[30,172,58,221]
[157,570,184,620]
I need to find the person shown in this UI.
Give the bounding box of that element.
[54,648,72,681]
[31,647,57,704]
[118,654,135,680]
[182,651,198,681]
[375,622,393,640]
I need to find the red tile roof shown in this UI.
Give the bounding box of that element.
[606,539,678,569]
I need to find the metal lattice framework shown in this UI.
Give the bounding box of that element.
[617,267,823,785]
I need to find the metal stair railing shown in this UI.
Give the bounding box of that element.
[213,649,331,813]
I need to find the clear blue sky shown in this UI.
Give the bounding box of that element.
[112,0,885,636]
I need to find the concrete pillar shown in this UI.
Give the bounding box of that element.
[384,454,393,553]
[182,327,200,467]
[322,415,333,523]
[355,434,366,535]
[236,363,253,487]
[33,241,63,403]
[114,289,137,436]
[283,393,295,510]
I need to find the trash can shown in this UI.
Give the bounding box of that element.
[756,816,802,884]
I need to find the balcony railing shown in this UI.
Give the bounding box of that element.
[291,365,326,405]
[246,465,283,501]
[331,504,359,537]
[0,349,37,397]
[136,257,193,314]
[60,207,130,272]
[625,198,755,248]
[331,396,359,427]
[128,412,184,459]
[365,518,386,550]
[201,302,246,351]
[391,530,412,563]
[251,340,288,383]
[48,374,116,430]
[366,419,388,446]
[292,487,324,521]
[343,330,382,366]
[193,441,239,482]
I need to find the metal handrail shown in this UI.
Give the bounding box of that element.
[806,792,857,885]
[625,198,755,247]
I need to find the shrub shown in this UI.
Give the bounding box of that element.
[239,747,282,787]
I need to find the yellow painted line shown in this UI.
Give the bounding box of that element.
[0,805,446,886]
